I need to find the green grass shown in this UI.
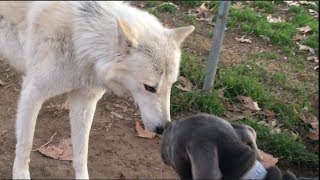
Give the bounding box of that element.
[171,52,318,167]
[228,4,319,54]
[184,14,196,23]
[252,1,274,13]
[155,2,179,13]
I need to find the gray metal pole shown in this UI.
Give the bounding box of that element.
[202,1,231,92]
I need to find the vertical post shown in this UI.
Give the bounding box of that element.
[202,1,231,92]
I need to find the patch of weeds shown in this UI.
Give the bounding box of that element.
[288,58,308,70]
[271,71,287,83]
[145,1,162,8]
[209,31,214,38]
[288,6,304,14]
[255,52,279,59]
[171,87,225,115]
[215,62,302,127]
[239,119,319,168]
[155,2,179,14]
[180,53,206,87]
[149,8,161,17]
[252,1,274,13]
[176,1,202,8]
[302,32,319,50]
[184,14,196,23]
[228,5,319,53]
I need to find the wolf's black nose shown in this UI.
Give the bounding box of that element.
[155,126,164,134]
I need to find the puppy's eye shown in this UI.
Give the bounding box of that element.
[144,84,156,93]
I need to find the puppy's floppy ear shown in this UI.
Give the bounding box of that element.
[187,145,222,179]
[116,18,138,47]
[232,123,262,161]
[170,26,195,46]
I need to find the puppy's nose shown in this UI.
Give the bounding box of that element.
[155,126,164,134]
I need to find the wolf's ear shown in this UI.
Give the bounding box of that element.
[170,26,195,46]
[116,18,138,47]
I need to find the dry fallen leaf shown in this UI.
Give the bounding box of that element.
[37,138,73,161]
[237,96,261,111]
[284,1,300,7]
[297,25,312,34]
[297,43,315,54]
[298,109,318,124]
[176,76,193,92]
[0,79,6,86]
[294,33,306,41]
[267,15,285,23]
[299,1,316,6]
[188,2,215,25]
[314,145,319,154]
[135,121,157,139]
[309,9,319,19]
[308,130,319,140]
[235,35,252,44]
[258,149,279,168]
[232,2,244,9]
[307,56,318,63]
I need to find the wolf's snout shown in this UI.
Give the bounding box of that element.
[155,126,164,134]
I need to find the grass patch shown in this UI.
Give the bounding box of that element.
[184,14,196,23]
[240,119,319,168]
[228,4,319,54]
[252,1,274,13]
[155,2,179,13]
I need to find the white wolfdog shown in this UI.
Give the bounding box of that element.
[0,1,194,179]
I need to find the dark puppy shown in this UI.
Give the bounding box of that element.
[161,113,297,180]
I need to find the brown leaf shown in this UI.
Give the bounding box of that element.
[297,25,312,34]
[298,109,318,124]
[284,1,300,7]
[309,9,319,19]
[308,130,319,140]
[294,33,306,41]
[314,145,319,154]
[267,15,285,23]
[232,2,244,9]
[37,138,73,161]
[0,79,6,86]
[176,76,193,92]
[235,35,252,44]
[258,149,279,168]
[297,43,314,54]
[135,121,157,139]
[237,96,261,111]
[137,2,145,8]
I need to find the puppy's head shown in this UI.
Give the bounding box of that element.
[231,123,262,161]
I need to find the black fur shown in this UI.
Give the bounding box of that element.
[161,113,298,180]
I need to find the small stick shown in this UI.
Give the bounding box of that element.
[31,132,57,151]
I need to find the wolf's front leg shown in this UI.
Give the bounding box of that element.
[68,88,105,179]
[12,80,47,179]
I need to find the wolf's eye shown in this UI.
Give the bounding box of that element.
[144,84,156,93]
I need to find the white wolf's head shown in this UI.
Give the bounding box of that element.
[107,18,194,133]
[75,2,194,133]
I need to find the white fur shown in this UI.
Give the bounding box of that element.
[0,1,194,179]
